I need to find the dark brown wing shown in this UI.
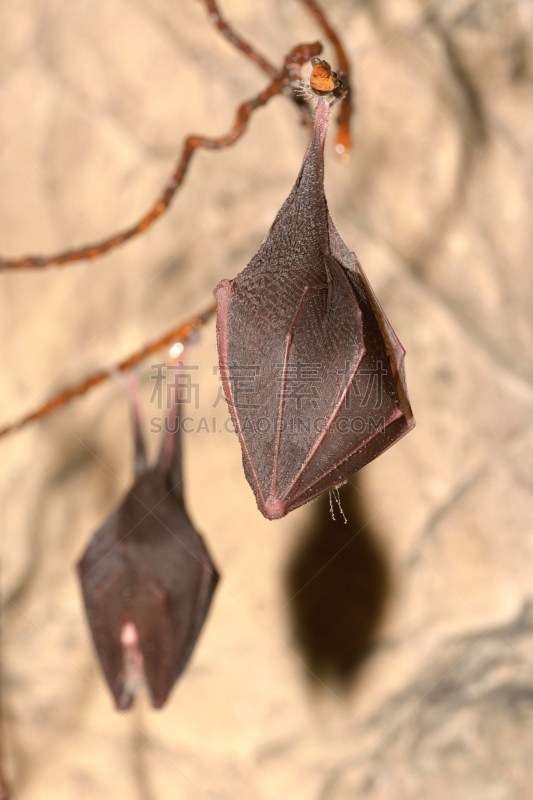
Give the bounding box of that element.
[77,514,130,708]
[122,476,219,708]
[216,121,414,519]
[78,388,219,710]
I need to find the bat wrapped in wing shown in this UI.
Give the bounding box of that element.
[77,375,219,709]
[215,75,415,521]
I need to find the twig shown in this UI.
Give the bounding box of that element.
[200,0,278,78]
[0,41,320,271]
[0,0,352,270]
[299,0,353,154]
[0,303,216,439]
[200,0,313,125]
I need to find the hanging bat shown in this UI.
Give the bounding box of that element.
[215,71,415,521]
[77,373,219,709]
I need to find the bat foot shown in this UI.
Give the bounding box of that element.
[293,58,347,105]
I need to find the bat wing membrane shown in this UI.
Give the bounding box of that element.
[77,517,129,708]
[216,107,415,520]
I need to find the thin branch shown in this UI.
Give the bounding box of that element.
[200,0,279,78]
[299,0,353,154]
[0,303,216,439]
[0,1,353,270]
[200,0,313,126]
[0,41,320,271]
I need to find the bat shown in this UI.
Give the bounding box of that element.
[215,85,415,521]
[77,372,219,709]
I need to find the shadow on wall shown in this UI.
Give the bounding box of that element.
[284,480,389,689]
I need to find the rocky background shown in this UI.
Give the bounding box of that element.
[1,0,533,797]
